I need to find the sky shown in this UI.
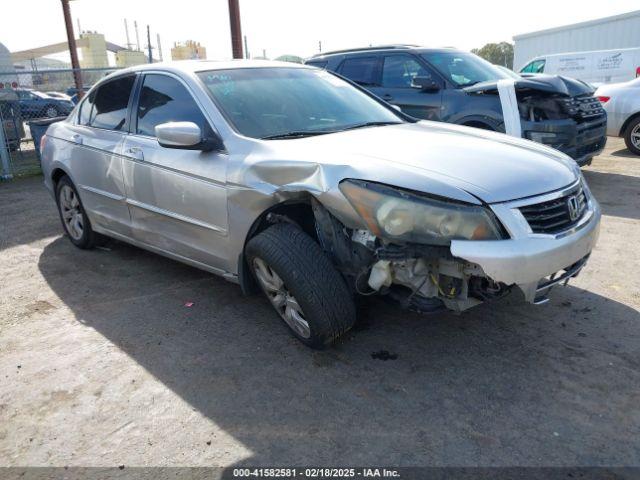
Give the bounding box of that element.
[3,0,640,63]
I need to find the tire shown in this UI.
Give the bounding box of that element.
[43,105,59,118]
[245,223,356,348]
[55,175,100,249]
[623,117,640,155]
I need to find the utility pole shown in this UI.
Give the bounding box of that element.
[147,25,153,63]
[60,0,83,100]
[243,35,249,59]
[319,40,322,53]
[228,0,243,59]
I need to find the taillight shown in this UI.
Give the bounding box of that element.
[636,67,640,78]
[597,96,610,104]
[40,134,47,153]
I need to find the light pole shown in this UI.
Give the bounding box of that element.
[60,0,83,99]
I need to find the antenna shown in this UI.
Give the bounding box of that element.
[134,20,141,51]
[124,19,132,50]
[156,33,163,61]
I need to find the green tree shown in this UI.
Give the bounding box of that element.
[471,42,514,69]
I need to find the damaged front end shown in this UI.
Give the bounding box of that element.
[311,176,600,315]
[466,75,608,166]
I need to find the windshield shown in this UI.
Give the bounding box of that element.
[421,51,513,87]
[197,68,403,139]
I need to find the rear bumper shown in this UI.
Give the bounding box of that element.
[522,115,607,166]
[450,192,601,302]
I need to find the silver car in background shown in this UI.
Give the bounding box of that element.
[40,61,601,348]
[596,78,640,155]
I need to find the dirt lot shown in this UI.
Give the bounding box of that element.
[1,138,639,468]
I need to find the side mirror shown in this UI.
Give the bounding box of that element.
[411,76,440,92]
[155,121,222,151]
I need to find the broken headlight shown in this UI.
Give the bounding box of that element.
[339,179,503,245]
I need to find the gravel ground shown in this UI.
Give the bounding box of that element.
[0,138,639,468]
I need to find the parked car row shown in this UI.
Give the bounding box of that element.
[14,88,75,120]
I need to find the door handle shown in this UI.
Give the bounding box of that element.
[71,134,83,145]
[125,147,144,161]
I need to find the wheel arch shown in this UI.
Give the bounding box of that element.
[238,198,317,295]
[620,111,640,137]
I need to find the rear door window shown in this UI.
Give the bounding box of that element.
[135,74,208,137]
[90,76,135,131]
[339,56,379,86]
[306,60,328,69]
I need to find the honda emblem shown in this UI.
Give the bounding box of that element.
[567,195,579,221]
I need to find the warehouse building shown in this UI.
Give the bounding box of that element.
[513,10,640,71]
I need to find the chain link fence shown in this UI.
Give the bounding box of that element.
[0,67,120,179]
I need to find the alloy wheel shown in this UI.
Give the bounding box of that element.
[252,257,311,339]
[59,185,84,241]
[631,123,640,149]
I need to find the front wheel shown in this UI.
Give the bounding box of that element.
[624,117,640,155]
[43,105,60,118]
[245,223,356,348]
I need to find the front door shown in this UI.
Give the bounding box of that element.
[370,54,443,121]
[121,73,229,270]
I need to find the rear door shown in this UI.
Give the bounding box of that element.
[62,75,136,236]
[121,72,229,270]
[370,53,443,120]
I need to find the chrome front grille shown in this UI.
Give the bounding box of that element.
[519,185,588,234]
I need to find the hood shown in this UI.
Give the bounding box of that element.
[464,74,595,97]
[258,122,578,204]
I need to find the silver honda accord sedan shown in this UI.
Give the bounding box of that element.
[41,60,601,348]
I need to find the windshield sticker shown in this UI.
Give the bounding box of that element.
[205,74,235,95]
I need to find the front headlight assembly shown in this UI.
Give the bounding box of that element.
[339,179,504,245]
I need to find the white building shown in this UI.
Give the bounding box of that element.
[513,10,640,71]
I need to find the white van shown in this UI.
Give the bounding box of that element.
[520,48,640,86]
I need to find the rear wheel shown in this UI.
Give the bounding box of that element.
[55,176,100,249]
[245,223,356,348]
[624,117,640,155]
[44,105,59,118]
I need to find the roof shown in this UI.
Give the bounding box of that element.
[115,59,311,76]
[513,10,640,40]
[310,45,457,59]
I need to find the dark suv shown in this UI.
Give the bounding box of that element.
[306,45,607,166]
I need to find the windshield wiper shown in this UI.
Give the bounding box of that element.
[260,130,336,140]
[339,121,403,132]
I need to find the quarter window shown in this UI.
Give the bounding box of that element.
[382,55,430,88]
[78,90,95,126]
[90,76,135,131]
[339,56,379,86]
[136,74,208,137]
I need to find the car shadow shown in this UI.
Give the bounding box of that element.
[582,169,640,221]
[37,236,640,466]
[610,148,638,159]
